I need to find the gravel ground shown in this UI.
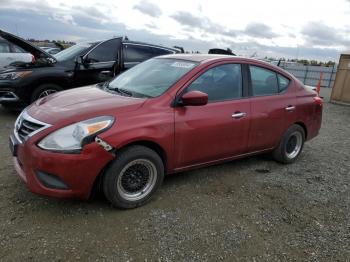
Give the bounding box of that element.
[0,88,349,261]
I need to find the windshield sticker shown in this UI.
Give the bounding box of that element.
[171,62,195,69]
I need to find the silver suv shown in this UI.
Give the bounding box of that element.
[0,39,33,69]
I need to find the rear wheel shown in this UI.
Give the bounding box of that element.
[31,84,63,103]
[272,124,305,164]
[103,146,164,209]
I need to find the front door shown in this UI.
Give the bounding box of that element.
[74,38,121,87]
[174,63,251,169]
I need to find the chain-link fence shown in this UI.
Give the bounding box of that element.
[278,62,337,88]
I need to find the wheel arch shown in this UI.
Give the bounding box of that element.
[89,140,168,199]
[24,76,70,102]
[117,140,168,170]
[294,121,308,139]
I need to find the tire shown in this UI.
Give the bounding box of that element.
[272,124,305,164]
[103,145,164,209]
[30,84,63,103]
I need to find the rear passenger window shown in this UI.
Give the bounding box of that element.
[125,45,154,62]
[278,74,290,92]
[187,64,242,102]
[152,47,174,56]
[250,66,278,96]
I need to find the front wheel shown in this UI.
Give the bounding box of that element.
[103,146,164,209]
[272,125,305,164]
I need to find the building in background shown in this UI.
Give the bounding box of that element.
[331,52,350,105]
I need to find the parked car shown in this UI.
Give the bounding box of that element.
[9,54,323,208]
[208,48,235,55]
[0,38,33,69]
[0,30,179,108]
[39,47,61,55]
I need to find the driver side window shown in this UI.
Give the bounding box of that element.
[186,64,242,102]
[86,39,118,63]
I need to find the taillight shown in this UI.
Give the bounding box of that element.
[313,96,323,107]
[31,55,35,63]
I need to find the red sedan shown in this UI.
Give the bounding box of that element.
[9,55,323,208]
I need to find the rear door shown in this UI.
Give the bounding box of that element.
[174,63,251,169]
[123,44,154,70]
[123,44,175,70]
[247,65,296,152]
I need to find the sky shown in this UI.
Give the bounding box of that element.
[1,0,350,61]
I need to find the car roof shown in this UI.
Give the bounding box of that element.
[158,54,247,63]
[122,40,178,52]
[76,38,177,52]
[158,54,296,79]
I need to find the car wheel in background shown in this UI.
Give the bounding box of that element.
[31,84,63,103]
[272,124,305,164]
[103,145,164,209]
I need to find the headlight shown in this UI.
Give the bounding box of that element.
[0,71,32,80]
[38,116,114,152]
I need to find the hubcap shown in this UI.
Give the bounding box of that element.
[285,132,303,159]
[38,89,58,99]
[117,159,157,201]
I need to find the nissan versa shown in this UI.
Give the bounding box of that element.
[9,54,323,209]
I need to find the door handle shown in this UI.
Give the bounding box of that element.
[100,70,111,75]
[232,112,246,119]
[285,105,295,112]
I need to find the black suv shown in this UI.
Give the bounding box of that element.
[0,30,179,108]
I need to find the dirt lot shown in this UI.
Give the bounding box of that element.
[0,88,349,261]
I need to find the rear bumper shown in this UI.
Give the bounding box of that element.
[11,133,114,199]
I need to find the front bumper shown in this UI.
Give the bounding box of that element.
[11,133,114,199]
[0,80,24,104]
[0,90,20,102]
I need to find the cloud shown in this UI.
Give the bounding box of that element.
[133,0,162,17]
[301,21,350,47]
[171,11,202,27]
[72,5,110,21]
[244,23,279,38]
[0,1,343,61]
[51,13,76,26]
[170,11,237,37]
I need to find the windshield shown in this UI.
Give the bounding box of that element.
[108,58,198,98]
[54,42,97,61]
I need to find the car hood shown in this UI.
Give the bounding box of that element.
[0,29,56,62]
[27,85,147,125]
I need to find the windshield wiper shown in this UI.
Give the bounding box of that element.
[105,83,133,97]
[116,87,133,97]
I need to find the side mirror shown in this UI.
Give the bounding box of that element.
[180,91,208,106]
[75,55,86,65]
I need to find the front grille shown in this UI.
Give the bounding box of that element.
[14,111,50,143]
[17,119,45,142]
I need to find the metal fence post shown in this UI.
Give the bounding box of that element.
[303,66,308,85]
[328,65,335,88]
